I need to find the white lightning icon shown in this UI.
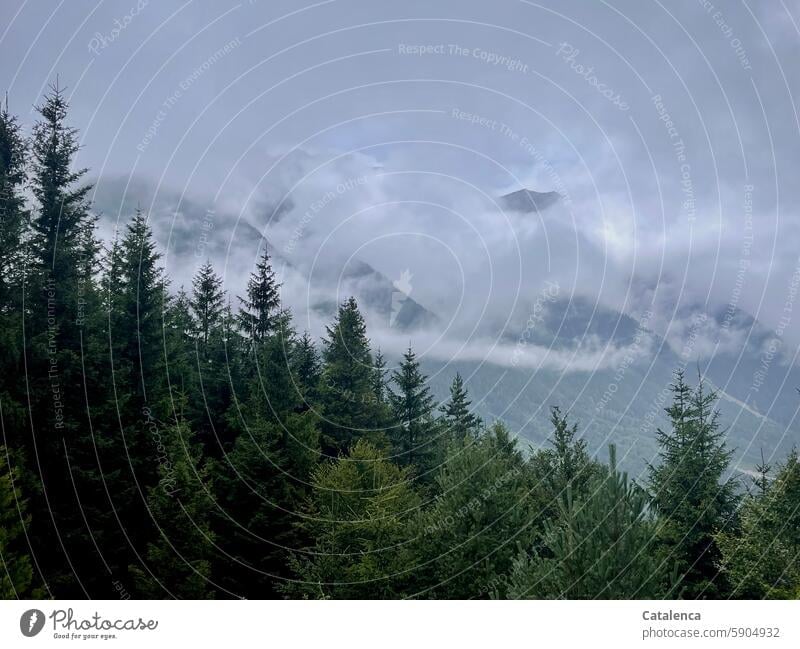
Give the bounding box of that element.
[28,611,38,632]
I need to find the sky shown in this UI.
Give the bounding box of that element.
[2,0,800,365]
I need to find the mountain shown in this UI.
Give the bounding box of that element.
[91,176,439,331]
[91,177,798,475]
[499,189,561,213]
[420,296,798,476]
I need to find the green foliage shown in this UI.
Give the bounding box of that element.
[718,449,800,598]
[388,346,440,474]
[0,99,27,306]
[0,447,35,598]
[648,372,739,598]
[285,440,420,598]
[215,410,319,597]
[238,247,282,342]
[131,419,216,599]
[0,89,797,602]
[407,422,532,598]
[525,407,603,529]
[319,298,383,453]
[292,331,321,410]
[507,446,667,599]
[440,372,481,441]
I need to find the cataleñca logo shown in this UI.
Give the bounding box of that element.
[20,609,45,637]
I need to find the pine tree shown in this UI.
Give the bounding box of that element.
[408,422,531,598]
[388,347,438,472]
[527,407,600,524]
[191,261,224,349]
[285,439,419,599]
[440,372,481,440]
[648,372,739,598]
[29,82,94,296]
[716,448,800,598]
[214,411,319,597]
[292,331,321,410]
[371,349,388,403]
[0,98,28,307]
[0,100,29,458]
[0,447,35,598]
[507,446,667,599]
[319,297,381,453]
[117,209,166,399]
[22,82,108,596]
[238,247,282,342]
[130,419,216,598]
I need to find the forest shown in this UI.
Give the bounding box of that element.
[0,86,798,600]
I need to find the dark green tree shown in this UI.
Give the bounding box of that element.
[440,372,481,440]
[0,98,27,307]
[22,83,108,597]
[388,346,439,472]
[319,297,381,453]
[718,449,800,598]
[130,419,216,599]
[407,422,532,598]
[648,372,739,598]
[191,261,224,348]
[214,411,319,597]
[507,446,668,599]
[291,331,321,410]
[238,247,282,342]
[0,447,36,598]
[285,439,419,599]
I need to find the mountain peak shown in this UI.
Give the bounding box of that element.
[498,189,561,213]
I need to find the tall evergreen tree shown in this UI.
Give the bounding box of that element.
[22,83,108,596]
[440,372,481,440]
[0,98,27,307]
[214,411,319,598]
[285,439,419,599]
[507,446,667,599]
[130,419,216,599]
[648,372,739,598]
[191,261,224,349]
[0,447,36,598]
[718,448,800,598]
[319,297,381,453]
[291,331,321,410]
[526,406,601,526]
[388,346,438,472]
[238,247,282,342]
[408,422,532,598]
[29,82,94,294]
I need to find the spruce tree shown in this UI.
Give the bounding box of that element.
[388,346,438,471]
[238,247,282,342]
[214,411,319,598]
[440,372,481,440]
[527,407,600,525]
[29,82,94,296]
[191,261,224,349]
[0,98,28,307]
[507,446,667,599]
[408,422,531,598]
[319,297,380,453]
[285,439,419,599]
[23,83,108,596]
[292,331,321,410]
[717,448,800,598]
[0,447,35,598]
[648,372,739,598]
[130,419,216,598]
